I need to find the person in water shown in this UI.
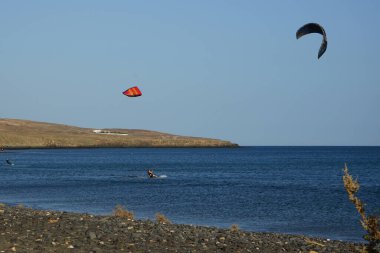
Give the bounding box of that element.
[147,169,157,178]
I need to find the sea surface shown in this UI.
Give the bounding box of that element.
[1,147,379,242]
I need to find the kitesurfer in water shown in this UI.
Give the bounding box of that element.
[147,169,157,178]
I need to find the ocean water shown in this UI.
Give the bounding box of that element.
[0,147,379,242]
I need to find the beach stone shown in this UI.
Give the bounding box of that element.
[88,231,97,240]
[131,232,142,240]
[373,243,380,252]
[89,247,102,253]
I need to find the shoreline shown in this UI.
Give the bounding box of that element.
[0,204,364,252]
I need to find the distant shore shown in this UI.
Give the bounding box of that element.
[0,119,238,148]
[1,145,239,150]
[0,204,363,252]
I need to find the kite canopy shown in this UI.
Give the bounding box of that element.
[123,86,142,97]
[296,23,327,59]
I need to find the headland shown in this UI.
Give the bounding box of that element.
[0,119,238,149]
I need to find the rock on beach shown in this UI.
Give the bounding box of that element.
[0,204,364,252]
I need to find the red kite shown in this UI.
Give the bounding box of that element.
[123,86,142,97]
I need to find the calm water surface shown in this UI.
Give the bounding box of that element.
[1,147,379,242]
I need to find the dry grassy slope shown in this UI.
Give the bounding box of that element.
[0,119,238,148]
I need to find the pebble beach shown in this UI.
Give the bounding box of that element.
[0,204,364,253]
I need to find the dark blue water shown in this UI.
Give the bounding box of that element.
[1,147,379,242]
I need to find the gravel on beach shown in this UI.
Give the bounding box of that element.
[0,204,365,252]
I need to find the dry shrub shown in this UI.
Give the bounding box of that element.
[156,213,171,224]
[230,224,240,232]
[113,204,134,220]
[343,164,380,252]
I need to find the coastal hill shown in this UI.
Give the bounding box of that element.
[0,119,237,148]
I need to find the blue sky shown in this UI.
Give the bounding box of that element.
[1,1,379,146]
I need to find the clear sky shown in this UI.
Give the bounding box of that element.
[1,1,379,146]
